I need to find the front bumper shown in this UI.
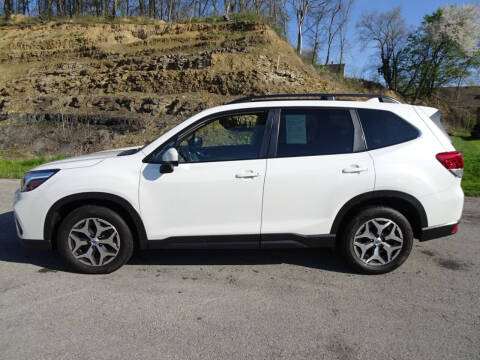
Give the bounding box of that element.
[14,210,52,250]
[13,188,51,242]
[419,222,459,241]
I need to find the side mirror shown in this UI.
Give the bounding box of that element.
[160,147,179,173]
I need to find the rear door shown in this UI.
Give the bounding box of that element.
[261,107,375,244]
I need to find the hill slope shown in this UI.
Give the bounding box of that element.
[0,20,371,156]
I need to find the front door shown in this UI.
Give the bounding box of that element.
[139,110,271,247]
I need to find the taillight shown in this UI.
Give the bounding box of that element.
[451,224,458,233]
[436,152,463,178]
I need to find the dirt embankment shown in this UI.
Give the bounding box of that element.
[0,20,373,156]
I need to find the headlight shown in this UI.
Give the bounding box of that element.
[21,169,59,192]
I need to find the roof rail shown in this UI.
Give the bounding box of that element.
[228,93,401,104]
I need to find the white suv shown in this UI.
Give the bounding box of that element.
[13,94,464,274]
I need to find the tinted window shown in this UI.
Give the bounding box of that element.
[176,112,267,163]
[358,109,419,150]
[276,108,354,157]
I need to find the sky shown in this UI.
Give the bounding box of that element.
[286,0,474,78]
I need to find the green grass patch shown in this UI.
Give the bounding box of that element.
[0,156,66,179]
[452,136,480,197]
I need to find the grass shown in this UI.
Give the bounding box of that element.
[452,136,480,197]
[0,156,66,179]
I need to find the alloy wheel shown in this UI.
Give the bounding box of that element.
[353,218,404,266]
[68,218,121,266]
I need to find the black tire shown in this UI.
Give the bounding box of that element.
[57,205,134,274]
[340,206,413,275]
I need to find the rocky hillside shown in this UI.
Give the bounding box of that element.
[0,19,372,156]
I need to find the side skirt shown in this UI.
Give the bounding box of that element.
[146,234,336,250]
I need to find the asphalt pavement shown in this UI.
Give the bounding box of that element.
[0,179,479,360]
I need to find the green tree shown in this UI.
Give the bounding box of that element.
[397,5,480,101]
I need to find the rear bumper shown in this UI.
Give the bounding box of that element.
[419,222,459,241]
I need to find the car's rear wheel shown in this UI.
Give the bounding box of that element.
[57,205,134,274]
[340,207,413,274]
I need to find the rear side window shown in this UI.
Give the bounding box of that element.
[357,109,419,150]
[276,108,354,157]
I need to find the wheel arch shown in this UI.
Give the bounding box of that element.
[44,192,148,250]
[330,191,428,239]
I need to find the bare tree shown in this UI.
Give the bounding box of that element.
[223,0,231,20]
[338,25,346,64]
[3,0,13,18]
[323,0,342,65]
[308,21,322,64]
[112,0,117,16]
[266,0,289,36]
[336,0,353,64]
[290,0,313,55]
[356,7,408,91]
[305,1,328,64]
[19,0,30,14]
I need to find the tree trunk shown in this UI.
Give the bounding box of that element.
[3,0,12,19]
[167,0,173,21]
[339,41,344,65]
[311,41,318,64]
[45,0,52,17]
[296,25,303,54]
[224,1,230,20]
[324,32,334,65]
[324,43,331,65]
[454,60,471,105]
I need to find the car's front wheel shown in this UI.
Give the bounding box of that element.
[57,205,134,274]
[340,206,414,274]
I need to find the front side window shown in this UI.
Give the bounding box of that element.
[357,109,419,150]
[276,108,354,157]
[175,112,267,163]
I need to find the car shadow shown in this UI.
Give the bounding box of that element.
[0,211,68,271]
[0,211,355,274]
[129,249,355,274]
[459,134,477,141]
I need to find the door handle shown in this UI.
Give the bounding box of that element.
[342,165,368,174]
[235,170,260,179]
